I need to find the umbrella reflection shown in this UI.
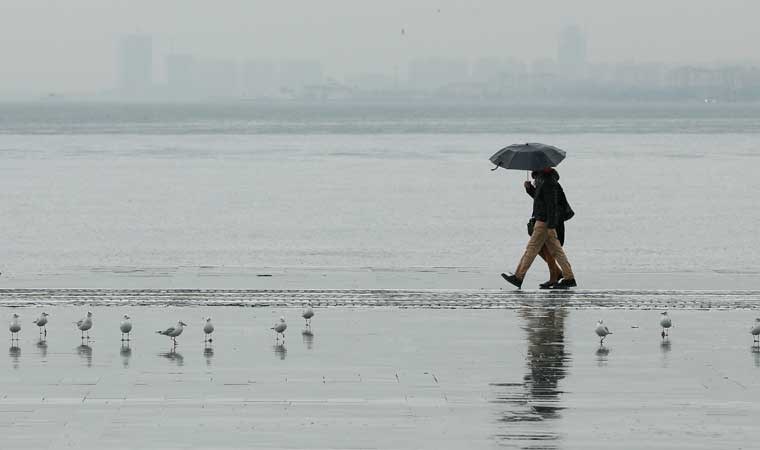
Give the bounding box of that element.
[77,344,93,367]
[751,346,760,368]
[9,345,21,370]
[492,306,569,446]
[120,343,132,368]
[302,329,315,350]
[273,343,287,360]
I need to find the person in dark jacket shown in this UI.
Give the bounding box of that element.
[524,169,565,288]
[502,167,577,289]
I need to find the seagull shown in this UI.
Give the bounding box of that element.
[302,305,314,326]
[751,318,760,344]
[76,311,93,339]
[271,316,287,342]
[203,317,214,343]
[33,312,49,337]
[595,320,612,344]
[157,321,186,345]
[9,313,21,340]
[120,314,132,341]
[660,312,672,338]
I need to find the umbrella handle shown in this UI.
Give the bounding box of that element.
[491,165,499,171]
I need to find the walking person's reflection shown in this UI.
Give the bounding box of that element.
[521,307,569,421]
[493,307,569,446]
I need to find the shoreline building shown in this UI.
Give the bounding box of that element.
[117,34,153,96]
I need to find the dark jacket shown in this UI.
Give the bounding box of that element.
[525,169,568,230]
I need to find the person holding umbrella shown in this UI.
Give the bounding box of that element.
[490,143,577,289]
[525,168,566,288]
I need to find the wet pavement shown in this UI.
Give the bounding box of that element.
[2,303,760,449]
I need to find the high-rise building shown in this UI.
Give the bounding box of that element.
[117,34,153,94]
[241,60,276,97]
[196,59,239,98]
[557,26,587,80]
[407,59,469,90]
[165,54,196,96]
[279,60,323,92]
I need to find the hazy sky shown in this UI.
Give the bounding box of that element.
[1,0,759,92]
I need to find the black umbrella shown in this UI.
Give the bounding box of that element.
[489,142,566,171]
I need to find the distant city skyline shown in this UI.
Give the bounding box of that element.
[103,29,760,103]
[1,0,760,96]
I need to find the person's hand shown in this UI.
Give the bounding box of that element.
[524,181,532,189]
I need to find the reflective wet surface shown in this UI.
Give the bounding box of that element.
[492,307,568,447]
[1,305,759,449]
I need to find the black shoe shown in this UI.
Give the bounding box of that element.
[553,278,577,289]
[501,273,523,289]
[539,280,559,289]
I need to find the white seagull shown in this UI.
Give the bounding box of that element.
[751,318,760,344]
[302,304,314,326]
[77,312,93,339]
[9,313,21,340]
[203,317,214,343]
[120,314,132,341]
[33,312,49,337]
[157,321,186,345]
[595,320,612,344]
[660,312,672,338]
[271,316,287,341]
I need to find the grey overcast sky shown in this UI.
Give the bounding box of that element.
[1,0,758,92]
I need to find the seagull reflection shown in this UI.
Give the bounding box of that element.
[36,339,48,359]
[596,346,611,366]
[120,343,132,368]
[77,344,93,367]
[492,306,568,445]
[302,328,314,350]
[204,346,214,366]
[159,350,184,366]
[273,343,287,360]
[9,345,21,369]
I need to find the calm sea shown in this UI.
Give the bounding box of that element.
[1,101,758,289]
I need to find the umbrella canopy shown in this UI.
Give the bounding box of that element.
[490,142,566,171]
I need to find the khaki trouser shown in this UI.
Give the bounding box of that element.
[539,246,562,281]
[515,221,574,280]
